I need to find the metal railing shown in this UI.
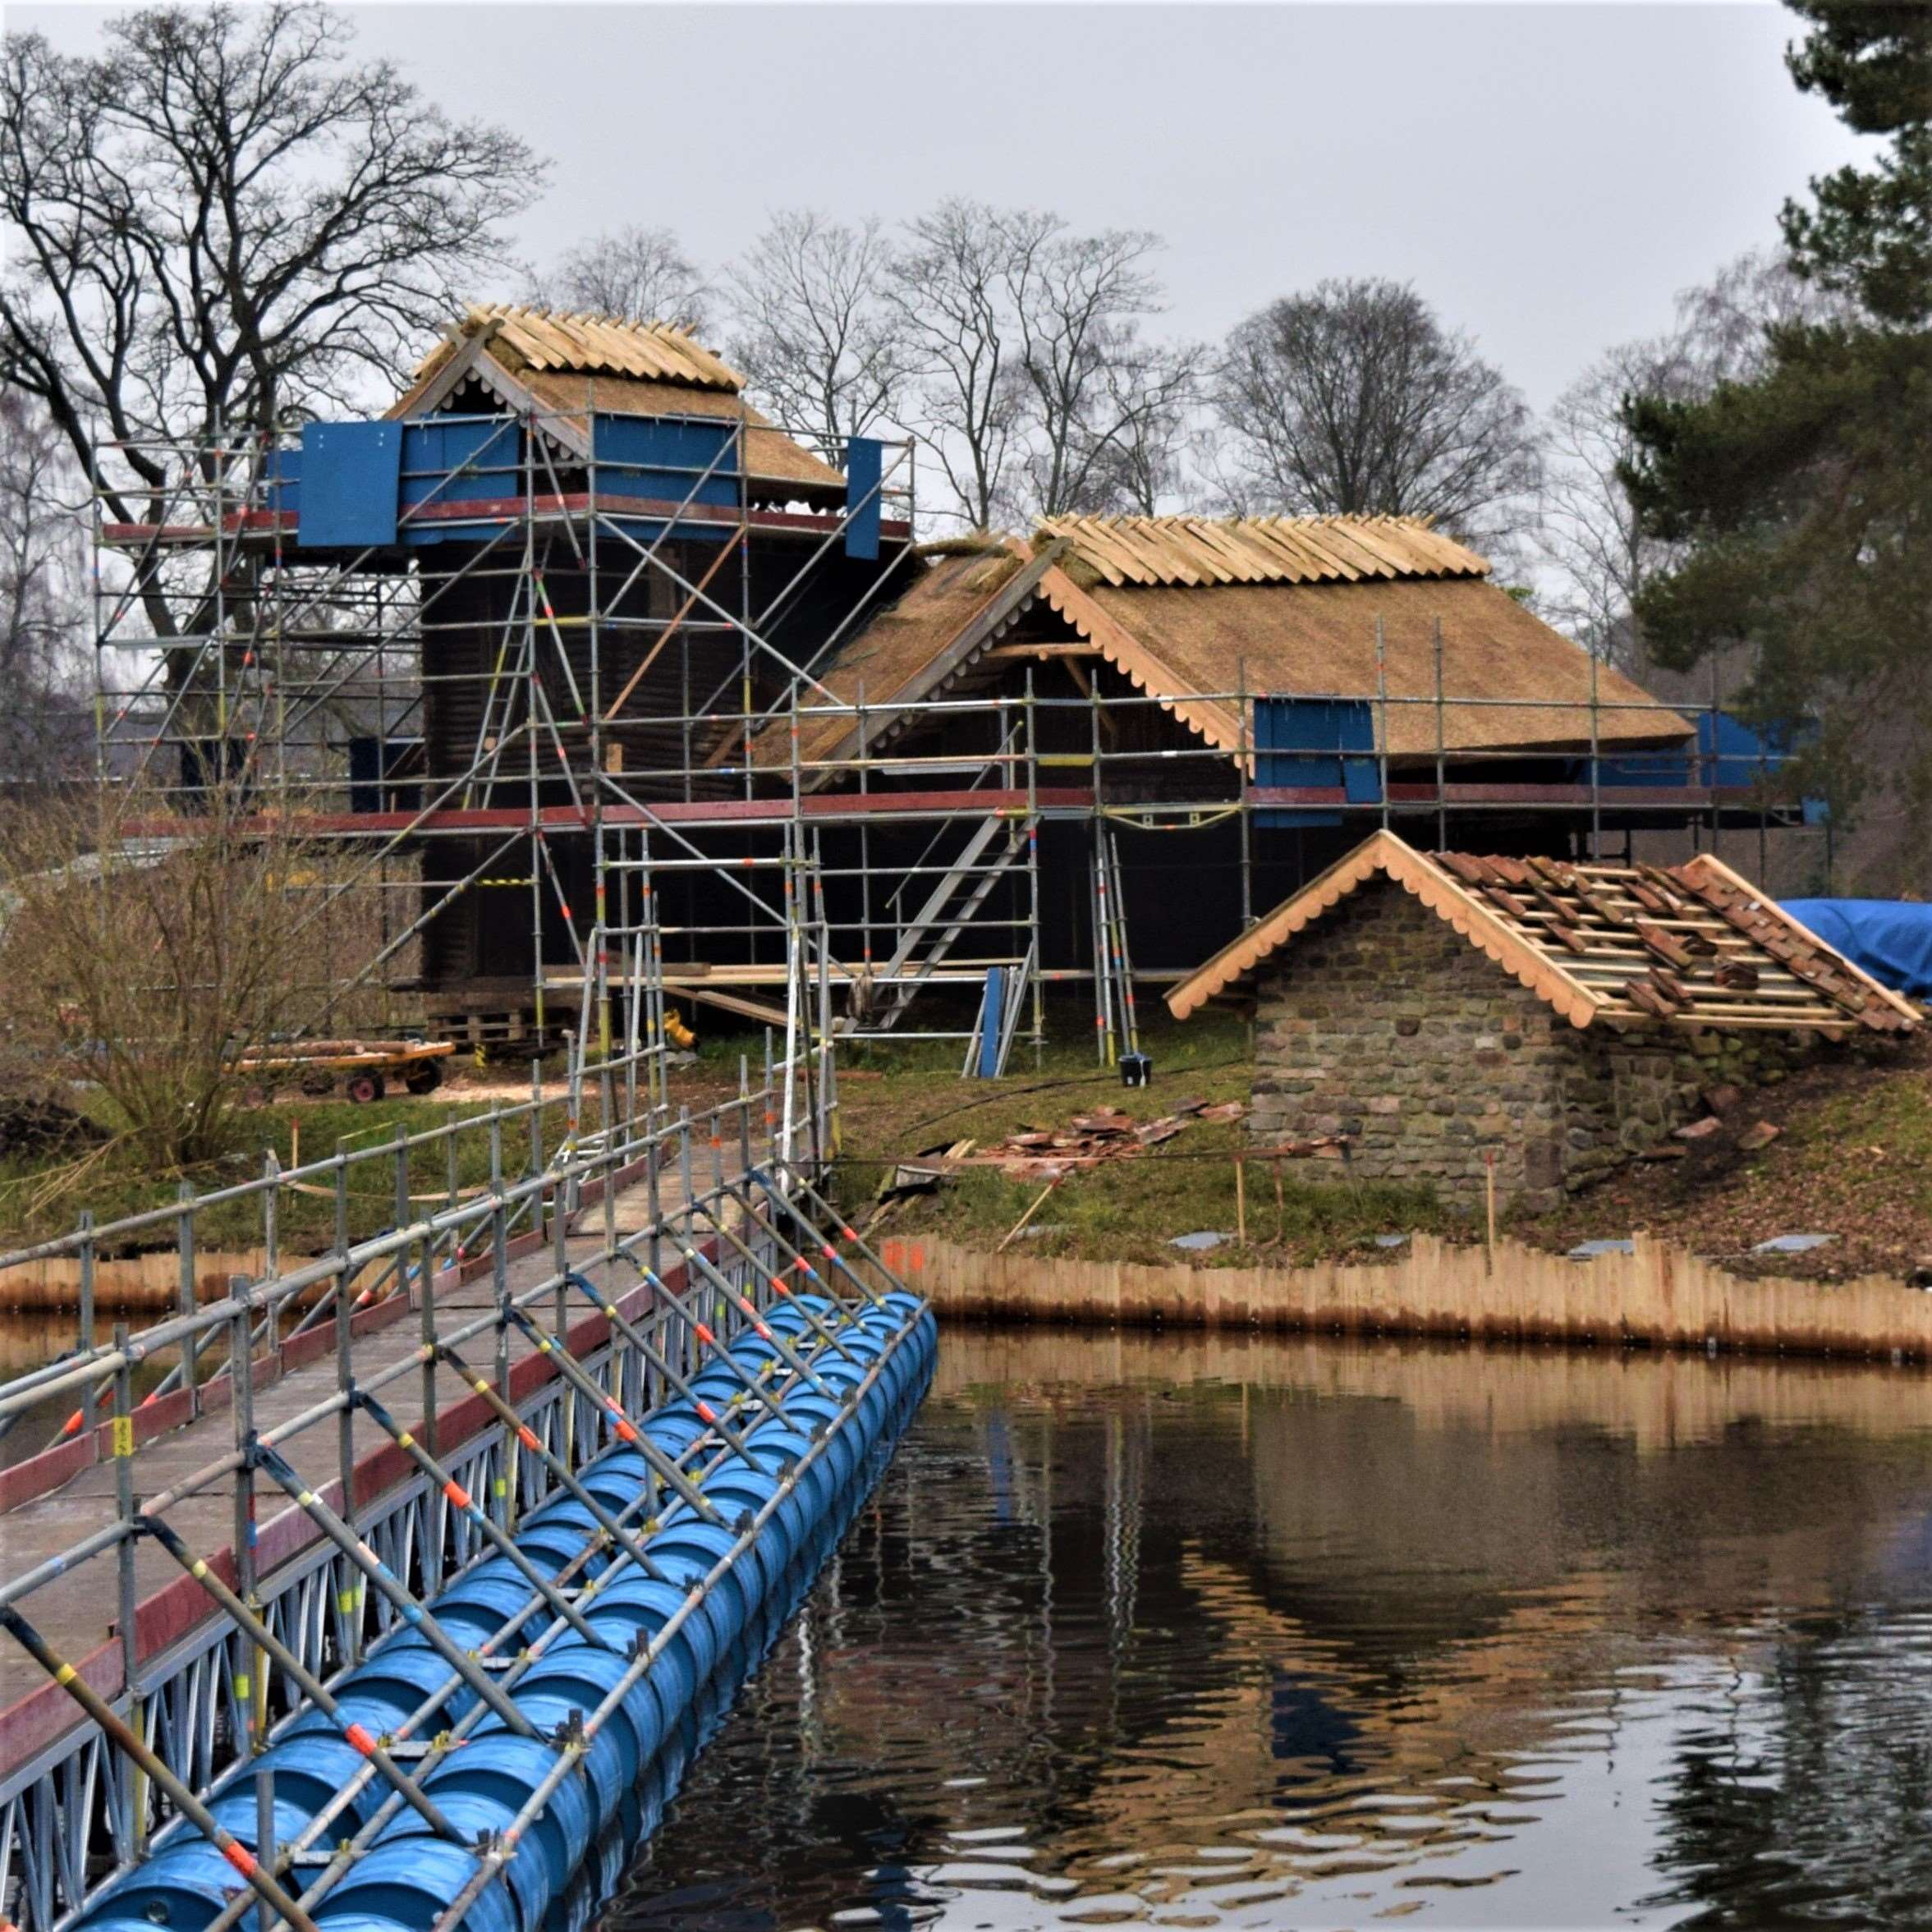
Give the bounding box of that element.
[0,1035,851,1932]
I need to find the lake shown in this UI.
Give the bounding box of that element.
[606,1324,1932,1930]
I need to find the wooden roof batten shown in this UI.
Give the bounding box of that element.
[1037,512,1491,590]
[412,303,745,393]
[1165,830,1922,1039]
[385,303,845,500]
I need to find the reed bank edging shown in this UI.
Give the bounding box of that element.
[880,1234,1932,1362]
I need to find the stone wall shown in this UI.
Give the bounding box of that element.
[1245,877,1808,1214]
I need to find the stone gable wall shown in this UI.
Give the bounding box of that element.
[1244,878,1806,1213]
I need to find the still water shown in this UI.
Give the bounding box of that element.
[606,1325,1932,1931]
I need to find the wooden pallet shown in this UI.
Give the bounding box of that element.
[429,1007,567,1057]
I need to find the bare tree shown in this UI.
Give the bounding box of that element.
[0,780,369,1168]
[887,199,1045,529]
[0,2,540,733]
[0,392,87,789]
[1209,278,1542,557]
[1026,330,1202,516]
[726,211,909,450]
[537,223,711,333]
[1672,246,1857,388]
[1538,250,1852,668]
[1010,226,1168,515]
[1537,336,1690,669]
[887,200,1202,528]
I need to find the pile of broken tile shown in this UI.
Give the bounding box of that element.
[927,1097,1250,1184]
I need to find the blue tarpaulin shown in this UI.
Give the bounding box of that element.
[1781,900,1932,1003]
[298,421,402,548]
[844,437,883,560]
[1253,697,1379,828]
[1597,712,1828,824]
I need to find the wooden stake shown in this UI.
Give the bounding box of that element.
[996,1177,1062,1253]
[1484,1149,1497,1276]
[1273,1158,1285,1245]
[899,1232,1932,1364]
[1234,1152,1246,1246]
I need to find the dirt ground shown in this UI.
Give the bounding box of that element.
[1516,1032,1932,1282]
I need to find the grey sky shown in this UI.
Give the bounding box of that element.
[18,2,1869,411]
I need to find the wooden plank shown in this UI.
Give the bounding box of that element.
[670,985,792,1028]
[1177,517,1265,584]
[984,642,1104,660]
[1068,518,1150,585]
[1257,519,1360,582]
[1300,521,1392,580]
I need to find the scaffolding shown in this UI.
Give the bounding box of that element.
[90,410,1824,1072]
[0,1034,914,1932]
[89,399,915,1057]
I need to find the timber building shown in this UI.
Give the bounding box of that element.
[90,306,1815,1066]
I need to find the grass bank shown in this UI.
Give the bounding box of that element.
[10,1001,1930,1283]
[834,1002,1932,1283]
[1524,1030,1932,1281]
[0,1091,584,1255]
[830,1003,1447,1268]
[0,1049,744,1256]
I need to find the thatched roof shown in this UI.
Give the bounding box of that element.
[400,304,741,397]
[752,515,1690,778]
[1076,573,1685,756]
[387,305,844,503]
[1167,831,1921,1037]
[746,548,1040,773]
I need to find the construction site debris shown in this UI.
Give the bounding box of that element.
[997,1177,1066,1251]
[947,1097,1256,1182]
[888,1138,975,1194]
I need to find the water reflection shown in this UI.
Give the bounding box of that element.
[0,1314,213,1466]
[608,1327,1932,1930]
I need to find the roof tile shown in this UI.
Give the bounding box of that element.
[1166,830,1922,1037]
